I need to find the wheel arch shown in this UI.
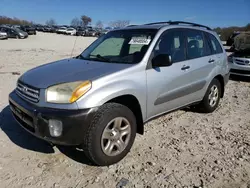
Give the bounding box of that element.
[106,94,144,135]
[214,75,225,98]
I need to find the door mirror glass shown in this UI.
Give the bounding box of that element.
[152,54,172,67]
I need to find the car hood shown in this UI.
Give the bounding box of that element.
[19,58,133,88]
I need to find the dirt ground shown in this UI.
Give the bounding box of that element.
[0,32,250,188]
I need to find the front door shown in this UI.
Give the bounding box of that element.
[146,29,193,119]
[9,29,17,38]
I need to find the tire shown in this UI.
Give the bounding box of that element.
[198,79,221,113]
[83,103,137,166]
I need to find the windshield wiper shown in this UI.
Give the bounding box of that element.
[89,54,111,62]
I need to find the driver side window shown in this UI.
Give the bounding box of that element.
[152,29,186,63]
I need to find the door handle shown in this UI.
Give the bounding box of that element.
[208,59,215,63]
[181,65,190,70]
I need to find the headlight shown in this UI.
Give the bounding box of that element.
[19,33,24,36]
[46,81,91,103]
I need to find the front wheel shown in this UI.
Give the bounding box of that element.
[198,78,221,113]
[83,103,137,166]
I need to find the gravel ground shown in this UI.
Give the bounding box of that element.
[0,32,250,188]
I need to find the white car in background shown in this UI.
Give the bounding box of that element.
[65,28,76,35]
[56,27,67,34]
[0,31,8,40]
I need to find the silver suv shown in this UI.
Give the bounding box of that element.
[9,21,230,166]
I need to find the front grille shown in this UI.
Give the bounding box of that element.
[16,82,40,103]
[231,69,250,75]
[235,59,250,66]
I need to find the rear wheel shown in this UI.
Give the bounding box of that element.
[83,103,137,166]
[198,79,221,113]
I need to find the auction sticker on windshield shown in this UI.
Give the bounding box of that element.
[129,37,151,45]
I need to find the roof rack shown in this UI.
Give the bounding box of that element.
[126,25,138,27]
[145,21,212,30]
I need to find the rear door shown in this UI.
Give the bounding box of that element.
[179,29,215,101]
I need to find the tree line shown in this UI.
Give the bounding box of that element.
[70,15,130,29]
[214,23,250,41]
[0,16,32,25]
[0,15,130,29]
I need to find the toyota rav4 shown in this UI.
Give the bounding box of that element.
[9,21,230,166]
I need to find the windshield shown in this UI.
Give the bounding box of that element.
[15,28,23,33]
[80,29,157,64]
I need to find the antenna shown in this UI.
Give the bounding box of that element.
[70,33,78,59]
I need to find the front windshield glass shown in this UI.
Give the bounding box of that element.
[80,29,157,64]
[15,28,23,33]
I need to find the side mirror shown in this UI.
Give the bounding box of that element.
[152,54,172,68]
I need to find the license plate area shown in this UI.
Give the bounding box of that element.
[10,101,34,128]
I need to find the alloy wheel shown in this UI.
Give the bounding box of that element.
[101,117,131,156]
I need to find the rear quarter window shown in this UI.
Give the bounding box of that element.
[207,33,223,54]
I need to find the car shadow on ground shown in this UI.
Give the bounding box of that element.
[0,105,54,153]
[184,75,250,113]
[230,75,250,82]
[0,105,94,165]
[57,146,94,166]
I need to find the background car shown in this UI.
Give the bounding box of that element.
[228,32,250,76]
[0,30,8,40]
[56,27,67,34]
[36,25,45,32]
[65,28,76,35]
[76,28,86,36]
[98,29,110,37]
[226,32,241,47]
[0,26,28,39]
[43,26,53,32]
[20,25,36,35]
[85,28,97,36]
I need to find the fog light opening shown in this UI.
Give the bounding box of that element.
[48,119,63,137]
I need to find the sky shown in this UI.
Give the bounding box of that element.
[0,0,249,28]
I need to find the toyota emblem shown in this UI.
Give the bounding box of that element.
[23,86,28,92]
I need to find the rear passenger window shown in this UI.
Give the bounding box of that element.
[207,33,223,54]
[186,30,207,59]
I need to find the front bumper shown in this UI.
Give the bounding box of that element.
[0,35,8,39]
[229,63,250,76]
[27,31,36,35]
[20,35,28,39]
[9,91,98,145]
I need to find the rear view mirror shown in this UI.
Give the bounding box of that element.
[152,54,172,68]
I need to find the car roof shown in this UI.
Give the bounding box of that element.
[117,21,214,34]
[0,26,12,29]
